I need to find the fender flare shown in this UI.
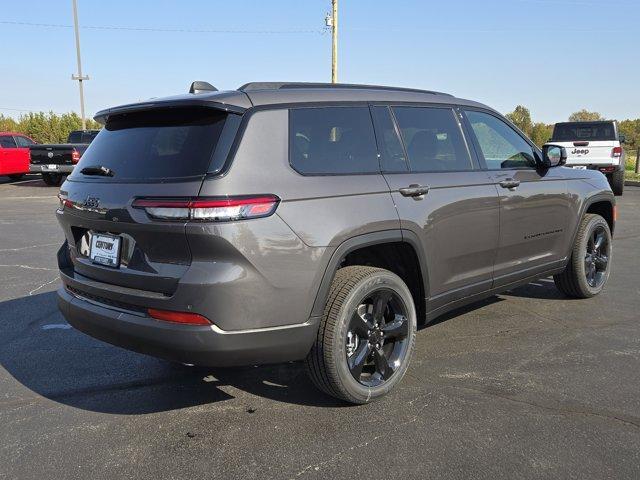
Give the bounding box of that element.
[310,229,430,317]
[580,192,615,230]
[564,192,615,261]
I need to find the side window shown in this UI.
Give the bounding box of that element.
[289,106,379,175]
[392,106,473,172]
[15,136,35,147]
[465,110,537,169]
[0,136,17,148]
[371,106,408,172]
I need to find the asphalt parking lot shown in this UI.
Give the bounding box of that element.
[1,175,639,480]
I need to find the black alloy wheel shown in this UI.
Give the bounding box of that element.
[306,266,417,404]
[345,288,410,387]
[585,225,610,288]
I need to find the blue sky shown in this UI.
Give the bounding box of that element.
[1,0,638,123]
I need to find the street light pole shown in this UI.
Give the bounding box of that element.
[331,0,338,83]
[71,0,89,129]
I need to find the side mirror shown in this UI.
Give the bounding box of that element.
[619,134,626,144]
[542,144,567,168]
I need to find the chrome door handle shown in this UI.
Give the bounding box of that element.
[499,179,520,189]
[399,184,430,197]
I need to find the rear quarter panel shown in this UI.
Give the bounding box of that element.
[197,108,400,326]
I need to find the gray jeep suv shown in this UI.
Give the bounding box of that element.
[56,82,615,404]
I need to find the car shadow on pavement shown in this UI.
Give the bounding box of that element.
[417,277,568,331]
[0,292,345,415]
[501,277,569,301]
[0,175,47,187]
[2,284,563,414]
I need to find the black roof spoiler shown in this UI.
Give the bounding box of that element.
[93,98,245,124]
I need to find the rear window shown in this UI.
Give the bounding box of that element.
[71,108,227,182]
[15,136,35,147]
[551,122,616,142]
[289,106,379,175]
[68,131,99,143]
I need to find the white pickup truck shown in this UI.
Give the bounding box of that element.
[546,120,626,195]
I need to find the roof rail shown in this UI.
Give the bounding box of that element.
[237,82,452,96]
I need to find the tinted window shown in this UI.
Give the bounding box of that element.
[466,110,536,169]
[392,107,473,172]
[371,106,408,172]
[290,107,379,174]
[0,136,17,148]
[15,136,35,147]
[67,131,82,143]
[68,131,99,143]
[551,122,616,142]
[71,108,228,182]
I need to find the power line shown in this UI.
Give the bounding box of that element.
[1,20,619,35]
[0,20,323,34]
[0,107,71,115]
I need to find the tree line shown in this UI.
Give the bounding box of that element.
[506,106,640,151]
[1,108,638,150]
[0,112,101,144]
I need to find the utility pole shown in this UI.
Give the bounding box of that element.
[325,0,338,83]
[71,0,89,129]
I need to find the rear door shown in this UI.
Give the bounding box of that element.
[374,105,500,310]
[463,109,571,287]
[13,135,35,173]
[58,106,237,294]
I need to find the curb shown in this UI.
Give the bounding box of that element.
[625,180,640,187]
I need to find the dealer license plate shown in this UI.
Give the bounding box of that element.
[89,233,121,268]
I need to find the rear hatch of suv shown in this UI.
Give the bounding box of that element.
[58,105,239,296]
[550,121,620,167]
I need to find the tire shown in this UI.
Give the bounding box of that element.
[42,173,63,186]
[610,169,624,196]
[554,214,612,298]
[8,174,24,181]
[306,266,417,404]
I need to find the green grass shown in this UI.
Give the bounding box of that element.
[625,152,640,181]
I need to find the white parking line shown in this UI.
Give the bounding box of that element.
[11,179,44,185]
[0,196,57,200]
[41,323,72,330]
[0,243,59,252]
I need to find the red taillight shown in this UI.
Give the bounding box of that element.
[71,150,80,164]
[613,205,618,223]
[612,146,622,158]
[132,195,280,222]
[57,193,73,209]
[147,308,211,326]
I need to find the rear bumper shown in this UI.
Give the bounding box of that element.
[57,286,319,367]
[565,162,625,172]
[30,164,74,174]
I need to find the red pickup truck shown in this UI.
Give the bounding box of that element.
[0,132,36,180]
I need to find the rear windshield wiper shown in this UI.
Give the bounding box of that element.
[80,165,114,177]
